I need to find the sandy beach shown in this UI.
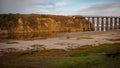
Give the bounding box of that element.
[0,30,120,52]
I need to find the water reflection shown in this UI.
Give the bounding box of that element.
[0,33,58,40]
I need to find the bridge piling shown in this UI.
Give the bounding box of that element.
[106,18,109,31]
[96,17,100,31]
[92,17,95,28]
[87,17,91,31]
[119,18,120,29]
[110,18,113,30]
[101,17,104,31]
[114,18,117,29]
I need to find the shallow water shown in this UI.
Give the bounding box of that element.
[0,33,58,40]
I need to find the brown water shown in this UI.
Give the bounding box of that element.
[0,33,58,40]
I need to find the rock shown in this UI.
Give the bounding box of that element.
[25,25,34,33]
[10,18,34,34]
[35,18,60,33]
[10,18,24,34]
[58,16,91,32]
[1,14,93,34]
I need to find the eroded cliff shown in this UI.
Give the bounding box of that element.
[0,14,94,34]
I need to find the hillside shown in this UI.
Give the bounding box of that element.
[0,14,94,34]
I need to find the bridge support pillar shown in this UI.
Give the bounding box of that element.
[101,18,104,31]
[87,17,91,31]
[87,17,90,21]
[96,17,100,31]
[92,17,95,29]
[110,18,113,30]
[114,18,117,29]
[85,16,119,31]
[119,18,120,29]
[106,18,109,31]
[91,17,95,30]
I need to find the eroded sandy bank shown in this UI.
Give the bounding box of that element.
[0,30,120,53]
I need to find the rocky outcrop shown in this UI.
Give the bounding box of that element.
[0,14,94,34]
[10,18,24,34]
[25,25,34,33]
[58,16,92,32]
[10,18,34,34]
[73,16,93,31]
[35,18,60,33]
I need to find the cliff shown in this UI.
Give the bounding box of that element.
[0,14,94,34]
[10,18,34,34]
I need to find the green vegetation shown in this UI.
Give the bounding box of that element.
[0,14,18,30]
[0,43,120,68]
[69,43,120,57]
[0,14,38,30]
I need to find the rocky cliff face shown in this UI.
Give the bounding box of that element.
[0,14,94,34]
[35,17,60,33]
[10,18,34,34]
[58,16,91,32]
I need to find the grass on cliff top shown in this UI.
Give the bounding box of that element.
[0,43,120,68]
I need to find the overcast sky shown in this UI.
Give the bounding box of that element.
[0,0,120,16]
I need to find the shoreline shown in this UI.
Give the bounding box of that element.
[0,30,120,54]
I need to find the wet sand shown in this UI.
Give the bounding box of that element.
[0,30,120,52]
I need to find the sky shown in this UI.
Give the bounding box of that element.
[0,0,120,16]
